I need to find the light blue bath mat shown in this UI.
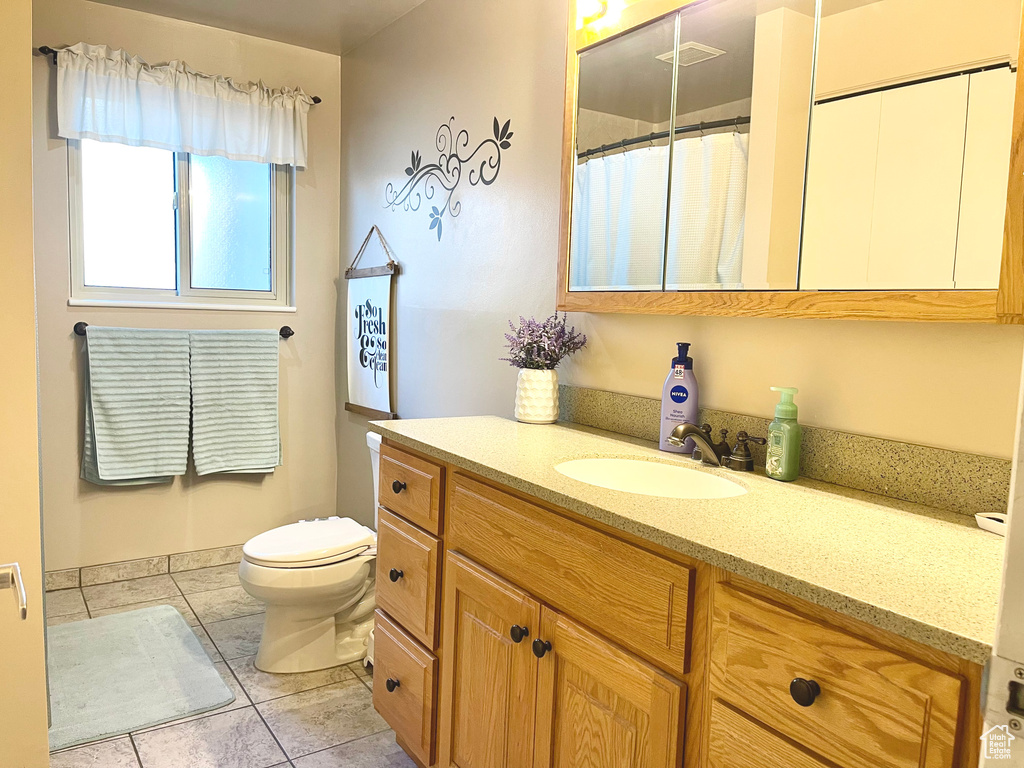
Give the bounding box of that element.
[47,605,234,751]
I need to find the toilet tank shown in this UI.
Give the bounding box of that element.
[366,431,382,529]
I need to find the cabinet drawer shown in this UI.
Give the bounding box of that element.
[380,444,444,535]
[376,508,441,649]
[448,473,693,676]
[709,584,963,768]
[373,610,437,768]
[708,699,831,768]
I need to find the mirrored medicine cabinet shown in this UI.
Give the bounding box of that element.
[557,0,1024,322]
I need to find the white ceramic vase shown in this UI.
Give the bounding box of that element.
[514,368,559,424]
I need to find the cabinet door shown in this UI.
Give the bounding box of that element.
[955,67,1017,288]
[534,607,684,768]
[800,91,881,289]
[867,75,968,289]
[436,552,540,768]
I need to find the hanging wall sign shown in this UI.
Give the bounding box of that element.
[345,226,398,420]
[384,116,514,241]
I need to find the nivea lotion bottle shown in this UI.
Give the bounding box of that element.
[659,343,699,453]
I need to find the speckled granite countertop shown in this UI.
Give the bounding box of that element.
[369,416,1005,665]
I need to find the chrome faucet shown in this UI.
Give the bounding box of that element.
[667,423,731,466]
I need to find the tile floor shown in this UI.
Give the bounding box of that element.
[46,564,413,768]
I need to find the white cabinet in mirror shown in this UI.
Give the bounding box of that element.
[801,0,1019,291]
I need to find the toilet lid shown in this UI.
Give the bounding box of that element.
[243,517,375,568]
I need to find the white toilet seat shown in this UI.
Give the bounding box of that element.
[243,544,373,569]
[243,516,375,568]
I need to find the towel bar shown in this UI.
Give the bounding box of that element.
[73,322,294,339]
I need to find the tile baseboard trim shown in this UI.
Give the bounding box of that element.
[558,384,1010,518]
[46,544,244,592]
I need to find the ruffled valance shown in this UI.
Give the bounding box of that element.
[57,42,313,167]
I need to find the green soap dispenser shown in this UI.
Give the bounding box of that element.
[766,387,801,482]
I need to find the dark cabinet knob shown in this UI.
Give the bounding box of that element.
[391,480,407,494]
[789,678,821,707]
[510,625,530,643]
[385,677,400,693]
[532,638,552,659]
[388,568,404,583]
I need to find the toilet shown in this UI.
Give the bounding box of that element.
[238,432,383,674]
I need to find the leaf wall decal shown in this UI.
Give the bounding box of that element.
[384,116,515,242]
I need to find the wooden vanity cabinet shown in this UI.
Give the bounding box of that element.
[372,442,983,768]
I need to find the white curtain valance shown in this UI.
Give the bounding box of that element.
[57,42,313,167]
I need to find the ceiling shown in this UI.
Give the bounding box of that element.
[87,0,429,54]
[578,0,770,124]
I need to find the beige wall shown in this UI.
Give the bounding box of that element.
[338,0,564,524]
[33,0,342,570]
[563,314,1024,456]
[817,0,1021,98]
[339,0,1024,529]
[0,0,50,760]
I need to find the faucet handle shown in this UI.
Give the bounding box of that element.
[735,430,766,447]
[724,431,767,471]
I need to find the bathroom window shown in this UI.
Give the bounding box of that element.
[68,139,293,309]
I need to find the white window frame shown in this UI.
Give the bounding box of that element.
[67,140,295,311]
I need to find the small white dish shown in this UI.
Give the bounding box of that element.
[975,512,1007,536]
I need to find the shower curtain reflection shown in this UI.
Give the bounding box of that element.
[570,130,749,292]
[666,131,749,290]
[570,144,669,291]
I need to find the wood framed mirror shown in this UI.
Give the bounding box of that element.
[557,0,1024,322]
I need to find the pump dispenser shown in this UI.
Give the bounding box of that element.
[659,343,699,453]
[766,387,801,481]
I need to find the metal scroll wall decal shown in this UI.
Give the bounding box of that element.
[384,116,513,241]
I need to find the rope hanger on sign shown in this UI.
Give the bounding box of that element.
[345,225,399,280]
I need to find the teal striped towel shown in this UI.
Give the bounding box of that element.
[189,330,281,476]
[81,327,191,485]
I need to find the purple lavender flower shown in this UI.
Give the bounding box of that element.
[500,312,587,370]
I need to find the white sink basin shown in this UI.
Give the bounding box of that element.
[555,457,747,500]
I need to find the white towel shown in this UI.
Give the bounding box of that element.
[81,327,191,485]
[189,330,281,476]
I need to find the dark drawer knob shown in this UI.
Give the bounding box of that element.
[790,678,821,707]
[532,638,552,659]
[385,677,400,693]
[392,480,407,494]
[389,568,404,583]
[510,625,530,643]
